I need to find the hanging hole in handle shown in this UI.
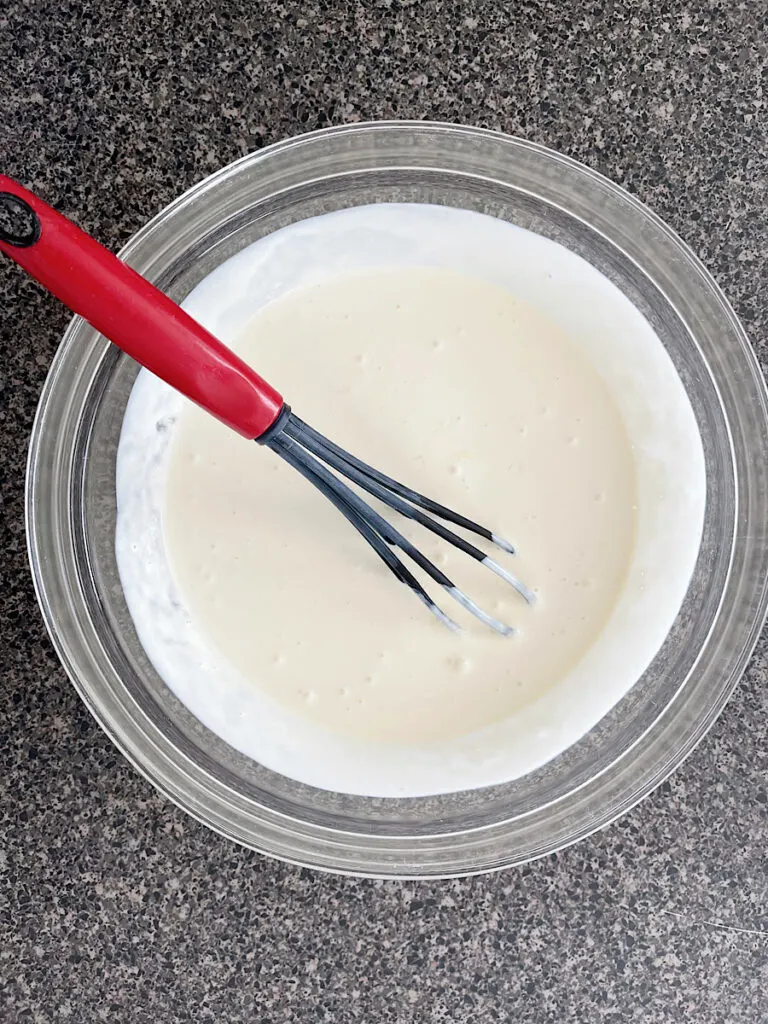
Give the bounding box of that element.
[0,192,41,247]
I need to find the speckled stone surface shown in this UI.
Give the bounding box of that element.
[2,1,767,1020]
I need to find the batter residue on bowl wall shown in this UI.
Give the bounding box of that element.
[115,204,706,797]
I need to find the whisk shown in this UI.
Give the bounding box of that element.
[0,176,534,634]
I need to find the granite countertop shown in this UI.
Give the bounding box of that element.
[2,1,767,1020]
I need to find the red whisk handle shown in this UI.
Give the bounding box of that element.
[0,175,283,439]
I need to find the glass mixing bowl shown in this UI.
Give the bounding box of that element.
[26,123,768,877]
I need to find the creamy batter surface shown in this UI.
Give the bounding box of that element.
[165,268,635,744]
[116,204,706,796]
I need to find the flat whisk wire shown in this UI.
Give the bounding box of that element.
[260,408,535,634]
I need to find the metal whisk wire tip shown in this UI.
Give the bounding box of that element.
[260,407,534,634]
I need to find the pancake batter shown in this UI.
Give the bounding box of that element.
[164,268,636,744]
[115,204,706,796]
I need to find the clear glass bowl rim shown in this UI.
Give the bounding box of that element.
[25,121,768,877]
